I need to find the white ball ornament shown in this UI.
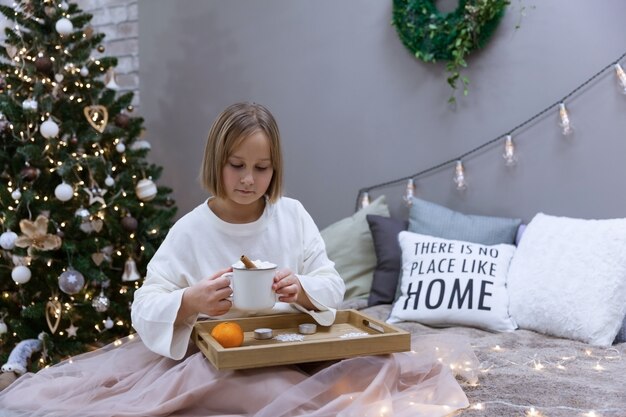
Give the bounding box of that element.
[12,265,31,284]
[55,17,73,35]
[54,182,73,201]
[104,317,114,329]
[104,175,115,187]
[80,66,89,77]
[40,118,59,139]
[0,321,7,335]
[115,143,126,153]
[11,189,21,200]
[135,178,157,201]
[58,269,85,295]
[0,231,18,250]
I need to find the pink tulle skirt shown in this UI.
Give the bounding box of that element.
[0,333,477,417]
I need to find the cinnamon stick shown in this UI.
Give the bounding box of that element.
[240,255,257,269]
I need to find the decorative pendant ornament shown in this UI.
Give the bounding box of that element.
[21,98,38,111]
[34,55,53,74]
[14,215,63,255]
[104,68,120,90]
[83,184,107,206]
[55,17,73,35]
[79,66,89,77]
[58,269,85,295]
[92,290,110,313]
[75,207,90,220]
[45,299,62,333]
[115,142,126,153]
[114,113,130,128]
[83,105,108,133]
[558,102,574,136]
[54,181,73,201]
[121,214,138,232]
[614,63,626,94]
[122,257,141,281]
[104,317,114,329]
[91,245,113,266]
[503,135,517,166]
[0,230,18,250]
[104,175,115,187]
[83,25,94,39]
[453,160,468,190]
[135,178,157,201]
[11,265,31,284]
[65,323,78,337]
[20,166,40,182]
[402,179,415,207]
[11,189,22,200]
[54,73,64,83]
[40,117,59,138]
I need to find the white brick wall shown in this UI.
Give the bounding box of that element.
[0,0,140,106]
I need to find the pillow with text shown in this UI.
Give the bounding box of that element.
[388,231,517,332]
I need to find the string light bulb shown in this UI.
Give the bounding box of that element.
[503,135,517,166]
[402,179,415,206]
[359,191,370,209]
[558,102,574,136]
[453,160,467,190]
[614,63,626,94]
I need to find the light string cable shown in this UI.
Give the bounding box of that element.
[354,49,626,211]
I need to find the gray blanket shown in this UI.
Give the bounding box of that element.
[351,302,626,417]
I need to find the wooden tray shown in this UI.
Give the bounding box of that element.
[192,309,410,370]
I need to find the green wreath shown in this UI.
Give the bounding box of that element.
[392,0,509,100]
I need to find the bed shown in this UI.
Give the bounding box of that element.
[323,195,626,417]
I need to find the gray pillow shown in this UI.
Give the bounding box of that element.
[365,214,408,306]
[409,197,521,245]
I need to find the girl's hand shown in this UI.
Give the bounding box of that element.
[273,268,314,309]
[177,267,233,321]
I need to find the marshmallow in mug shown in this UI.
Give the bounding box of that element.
[232,259,276,269]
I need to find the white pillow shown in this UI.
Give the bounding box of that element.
[388,231,517,332]
[507,213,626,346]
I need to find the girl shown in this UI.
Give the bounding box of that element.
[0,102,473,417]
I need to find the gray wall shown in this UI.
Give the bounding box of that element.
[138,0,626,229]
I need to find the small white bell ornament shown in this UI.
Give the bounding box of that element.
[122,257,141,282]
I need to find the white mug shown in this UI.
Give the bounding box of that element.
[224,263,277,312]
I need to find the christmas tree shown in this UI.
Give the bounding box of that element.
[0,0,176,369]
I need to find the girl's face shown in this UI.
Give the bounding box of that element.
[222,130,274,206]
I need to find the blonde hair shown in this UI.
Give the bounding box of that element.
[200,102,283,203]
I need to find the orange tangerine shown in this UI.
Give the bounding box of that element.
[210,322,244,348]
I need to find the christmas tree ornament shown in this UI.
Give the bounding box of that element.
[54,181,74,201]
[114,113,130,128]
[453,160,467,190]
[45,300,62,333]
[65,323,78,337]
[15,215,63,255]
[83,184,107,206]
[503,135,517,166]
[121,214,138,232]
[11,265,31,284]
[54,73,64,82]
[104,175,115,187]
[83,25,93,39]
[35,55,53,74]
[75,207,90,220]
[20,166,40,182]
[55,17,73,35]
[0,313,7,335]
[0,336,43,374]
[97,45,105,53]
[5,45,17,59]
[558,102,574,136]
[115,142,126,153]
[122,257,141,281]
[130,140,151,151]
[40,117,60,139]
[21,98,38,111]
[402,179,415,207]
[105,68,120,90]
[104,317,114,329]
[11,189,21,200]
[58,269,85,295]
[614,63,626,94]
[0,230,18,250]
[92,290,110,312]
[91,245,113,266]
[83,105,108,133]
[135,178,157,201]
[79,66,89,77]
[60,2,69,11]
